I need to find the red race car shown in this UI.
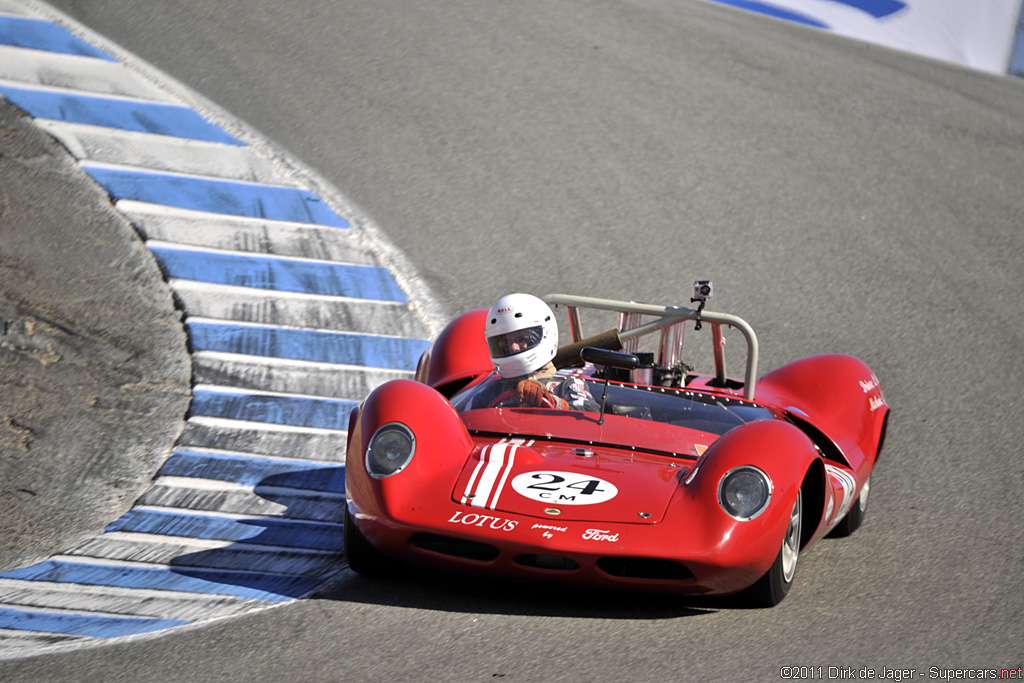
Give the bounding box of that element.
[344,289,889,606]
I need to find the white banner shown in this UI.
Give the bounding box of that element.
[707,0,1023,75]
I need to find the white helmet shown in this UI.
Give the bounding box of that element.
[485,293,558,378]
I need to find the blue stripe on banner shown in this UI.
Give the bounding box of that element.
[190,388,358,431]
[148,244,402,300]
[106,509,344,551]
[83,165,348,225]
[705,0,830,28]
[0,85,241,144]
[827,0,905,19]
[1,560,318,602]
[159,450,346,492]
[186,320,431,371]
[0,16,117,61]
[0,607,189,638]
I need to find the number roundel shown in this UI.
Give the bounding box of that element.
[511,471,618,505]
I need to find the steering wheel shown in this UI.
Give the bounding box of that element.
[487,389,520,408]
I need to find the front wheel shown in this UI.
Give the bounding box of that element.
[744,488,802,607]
[344,504,409,578]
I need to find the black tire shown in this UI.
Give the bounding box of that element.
[744,488,802,608]
[344,504,409,577]
[829,476,870,538]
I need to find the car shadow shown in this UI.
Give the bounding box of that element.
[313,563,744,619]
[163,463,348,602]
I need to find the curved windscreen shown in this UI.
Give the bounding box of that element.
[451,372,772,436]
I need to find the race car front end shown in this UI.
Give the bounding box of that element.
[344,379,819,599]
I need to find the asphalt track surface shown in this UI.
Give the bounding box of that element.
[3,1,1024,681]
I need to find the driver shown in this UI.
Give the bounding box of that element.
[485,293,598,411]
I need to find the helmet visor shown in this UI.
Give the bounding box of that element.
[487,325,544,358]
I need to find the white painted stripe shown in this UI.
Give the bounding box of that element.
[191,351,410,400]
[0,76,173,103]
[0,628,93,650]
[176,417,349,462]
[487,444,518,510]
[466,443,509,509]
[182,415,348,437]
[145,476,254,494]
[162,444,339,466]
[147,239,390,271]
[45,553,331,580]
[0,44,173,101]
[192,383,356,404]
[71,533,340,560]
[149,475,346,502]
[170,282,425,337]
[37,120,292,183]
[462,445,490,504]
[0,580,269,622]
[120,202,382,264]
[0,5,33,16]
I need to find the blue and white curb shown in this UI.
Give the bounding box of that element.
[0,0,442,656]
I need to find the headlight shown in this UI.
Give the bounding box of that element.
[718,466,772,521]
[366,422,415,478]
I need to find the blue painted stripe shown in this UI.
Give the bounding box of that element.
[0,85,241,144]
[705,0,830,28]
[148,244,404,300]
[107,509,344,551]
[186,320,430,371]
[0,16,117,61]
[190,388,357,431]
[0,607,188,638]
[825,0,905,19]
[83,165,347,225]
[1,560,318,602]
[159,450,346,492]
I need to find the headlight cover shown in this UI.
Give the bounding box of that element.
[366,422,416,478]
[718,466,772,521]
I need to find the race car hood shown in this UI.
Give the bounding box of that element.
[451,437,697,524]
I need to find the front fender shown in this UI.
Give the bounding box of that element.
[346,379,474,520]
[669,419,821,593]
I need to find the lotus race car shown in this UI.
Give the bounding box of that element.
[344,291,889,606]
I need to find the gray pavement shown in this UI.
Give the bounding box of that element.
[0,99,191,573]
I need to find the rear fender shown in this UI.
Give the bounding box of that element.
[346,379,475,518]
[756,354,889,474]
[415,309,493,397]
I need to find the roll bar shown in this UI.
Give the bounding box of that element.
[543,294,759,400]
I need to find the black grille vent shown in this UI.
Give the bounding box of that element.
[597,557,693,580]
[410,533,499,561]
[514,554,580,571]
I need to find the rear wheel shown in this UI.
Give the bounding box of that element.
[344,504,409,577]
[745,488,802,607]
[830,476,870,538]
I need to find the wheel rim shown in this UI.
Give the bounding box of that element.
[782,490,802,583]
[858,476,871,512]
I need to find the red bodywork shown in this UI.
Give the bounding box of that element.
[346,302,889,598]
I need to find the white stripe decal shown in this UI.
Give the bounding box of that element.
[487,444,517,510]
[467,443,508,509]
